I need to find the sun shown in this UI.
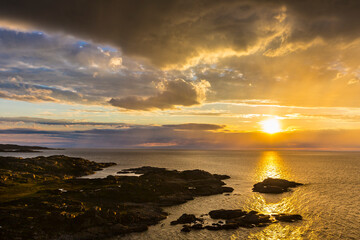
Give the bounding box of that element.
[260,118,282,134]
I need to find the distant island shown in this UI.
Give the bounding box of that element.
[0,144,59,152]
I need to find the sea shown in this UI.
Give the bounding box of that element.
[1,149,359,240]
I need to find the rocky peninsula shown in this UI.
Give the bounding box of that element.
[0,155,233,240]
[0,144,58,152]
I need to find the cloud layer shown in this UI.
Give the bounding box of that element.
[109,79,210,110]
[1,126,360,150]
[1,1,359,67]
[0,1,360,149]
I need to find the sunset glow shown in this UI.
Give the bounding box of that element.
[0,1,359,150]
[260,119,282,134]
[1,2,360,240]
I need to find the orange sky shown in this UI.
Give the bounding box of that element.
[0,1,360,149]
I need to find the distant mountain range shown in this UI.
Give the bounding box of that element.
[0,144,59,152]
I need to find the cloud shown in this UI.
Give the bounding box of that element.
[0,81,100,104]
[2,126,360,150]
[109,79,210,110]
[0,116,127,127]
[163,123,224,131]
[0,29,161,106]
[0,2,360,110]
[1,0,353,68]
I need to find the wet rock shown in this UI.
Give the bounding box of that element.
[252,178,303,194]
[205,225,222,231]
[242,212,272,225]
[221,187,234,192]
[190,223,203,230]
[273,214,303,222]
[181,225,191,232]
[171,214,200,225]
[176,209,303,233]
[209,209,247,219]
[221,222,239,229]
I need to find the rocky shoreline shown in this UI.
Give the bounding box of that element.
[171,210,302,232]
[0,155,233,240]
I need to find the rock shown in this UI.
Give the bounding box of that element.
[190,223,203,230]
[252,178,303,194]
[273,214,303,222]
[0,156,232,239]
[242,213,271,225]
[209,209,247,219]
[181,225,191,232]
[221,222,239,229]
[171,214,200,225]
[173,209,304,232]
[0,159,234,240]
[221,187,234,192]
[205,225,222,231]
[213,174,231,180]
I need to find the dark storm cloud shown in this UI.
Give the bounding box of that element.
[0,1,359,109]
[109,79,210,110]
[276,0,360,41]
[2,0,358,67]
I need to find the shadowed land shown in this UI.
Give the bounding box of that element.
[0,144,60,153]
[0,155,232,240]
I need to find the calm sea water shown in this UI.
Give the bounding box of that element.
[1,149,360,239]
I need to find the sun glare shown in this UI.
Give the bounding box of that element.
[260,118,282,134]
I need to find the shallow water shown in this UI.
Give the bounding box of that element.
[2,149,360,239]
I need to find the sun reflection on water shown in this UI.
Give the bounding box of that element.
[255,151,290,182]
[230,151,314,239]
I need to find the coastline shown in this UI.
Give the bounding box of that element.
[0,155,233,239]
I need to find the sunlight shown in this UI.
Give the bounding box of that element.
[255,151,288,181]
[260,118,282,134]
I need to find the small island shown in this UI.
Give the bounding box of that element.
[0,144,59,153]
[252,178,303,194]
[0,155,233,239]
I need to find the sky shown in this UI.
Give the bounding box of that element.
[0,0,360,149]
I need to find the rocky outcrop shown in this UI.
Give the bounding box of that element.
[174,209,302,232]
[273,213,303,222]
[0,155,115,182]
[0,157,233,240]
[252,178,303,194]
[209,209,247,219]
[170,214,202,225]
[118,166,233,205]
